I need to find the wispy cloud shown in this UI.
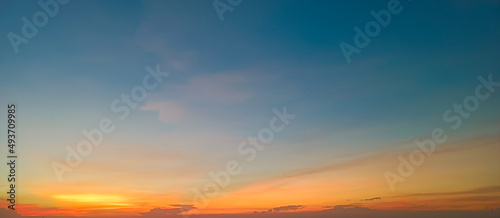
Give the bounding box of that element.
[254,205,305,214]
[325,204,370,211]
[362,197,381,201]
[166,72,255,103]
[396,186,500,198]
[140,204,195,217]
[140,101,186,123]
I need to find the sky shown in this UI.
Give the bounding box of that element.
[0,0,500,217]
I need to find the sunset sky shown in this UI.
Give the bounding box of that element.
[0,0,500,217]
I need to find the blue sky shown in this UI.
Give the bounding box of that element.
[0,0,500,216]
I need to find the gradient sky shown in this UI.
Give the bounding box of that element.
[1,0,500,217]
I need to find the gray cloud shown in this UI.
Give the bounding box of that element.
[322,203,371,212]
[272,205,305,213]
[140,204,195,217]
[362,197,381,201]
[253,205,305,214]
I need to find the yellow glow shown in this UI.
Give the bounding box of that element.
[53,194,126,203]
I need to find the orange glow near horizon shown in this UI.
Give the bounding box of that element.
[2,137,499,217]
